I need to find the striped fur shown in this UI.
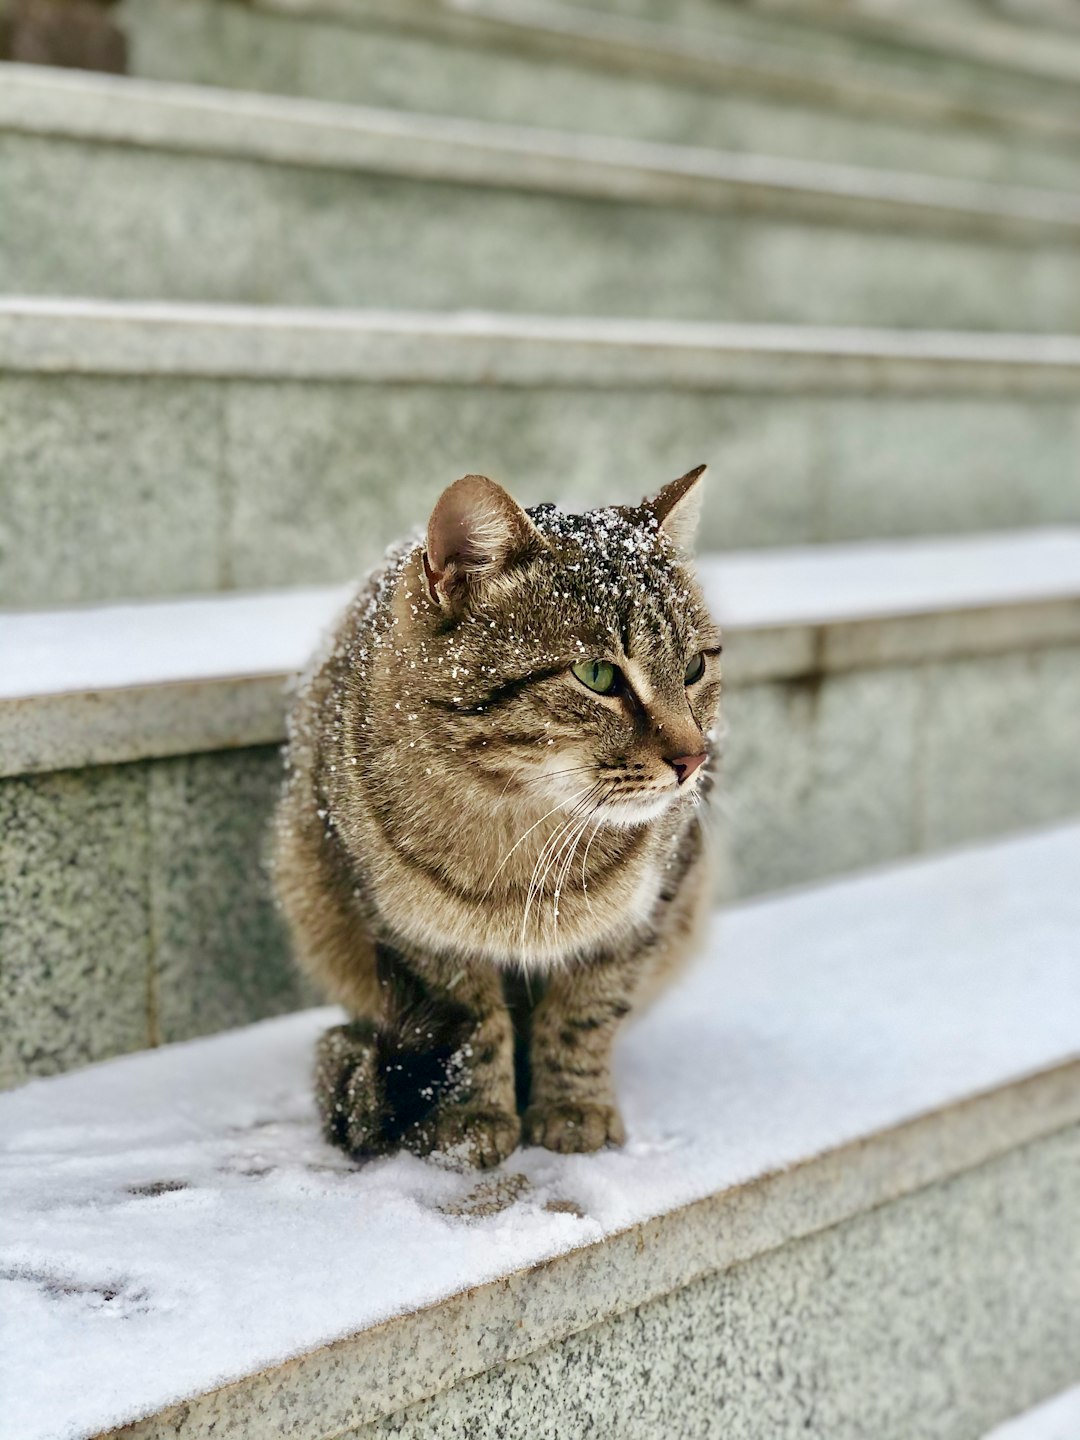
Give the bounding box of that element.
[274,469,722,1166]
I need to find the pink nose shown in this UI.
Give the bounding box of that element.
[667,752,707,785]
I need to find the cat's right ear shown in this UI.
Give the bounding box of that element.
[423,475,538,610]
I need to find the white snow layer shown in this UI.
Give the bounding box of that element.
[984,1385,1080,1440]
[5,529,1080,702]
[3,824,1080,1440]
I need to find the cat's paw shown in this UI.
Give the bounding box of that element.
[315,1022,386,1157]
[406,1106,521,1170]
[523,1100,626,1153]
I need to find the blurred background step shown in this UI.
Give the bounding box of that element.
[4,528,1080,1086]
[99,0,1080,189]
[5,66,1080,327]
[3,824,1078,1438]
[6,299,1080,608]
[549,0,1080,87]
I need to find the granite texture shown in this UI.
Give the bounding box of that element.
[5,364,1080,604]
[819,396,1080,542]
[0,375,225,607]
[147,748,314,1044]
[918,646,1080,851]
[222,383,827,591]
[0,134,270,304]
[65,954,1080,1440]
[3,126,1080,328]
[551,0,1080,90]
[113,0,1080,190]
[0,747,308,1087]
[356,1124,1080,1440]
[723,667,923,896]
[0,766,152,1088]
[6,632,1080,1080]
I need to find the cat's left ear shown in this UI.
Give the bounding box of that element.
[644,464,707,552]
[424,474,538,610]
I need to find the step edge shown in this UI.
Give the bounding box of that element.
[4,531,1080,775]
[4,63,1080,238]
[8,303,1080,392]
[136,0,1080,141]
[93,1057,1080,1439]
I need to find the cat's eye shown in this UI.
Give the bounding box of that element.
[684,653,706,686]
[571,659,619,695]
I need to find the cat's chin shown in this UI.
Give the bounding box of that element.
[599,791,680,828]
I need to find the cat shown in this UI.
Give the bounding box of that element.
[273,466,723,1168]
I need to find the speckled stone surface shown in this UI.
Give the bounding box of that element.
[4,83,1080,328]
[221,383,827,591]
[0,375,225,607]
[723,667,924,896]
[0,766,152,1088]
[819,396,1080,543]
[5,632,1080,1078]
[4,356,1080,603]
[919,646,1080,852]
[0,748,315,1086]
[147,749,316,1046]
[550,0,1080,89]
[353,1126,1080,1440]
[113,0,1080,190]
[3,823,1072,1435]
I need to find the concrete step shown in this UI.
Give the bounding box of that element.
[7,299,1080,608]
[555,0,1080,90]
[107,0,1080,190]
[2,823,1078,1438]
[984,1385,1080,1440]
[5,66,1080,328]
[4,528,1080,1085]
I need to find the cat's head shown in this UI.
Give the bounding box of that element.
[393,467,722,827]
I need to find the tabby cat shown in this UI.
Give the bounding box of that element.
[274,466,722,1168]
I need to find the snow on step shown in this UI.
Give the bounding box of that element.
[4,527,1080,778]
[984,1386,1080,1440]
[2,824,1079,1440]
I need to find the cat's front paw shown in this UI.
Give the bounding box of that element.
[406,1105,521,1169]
[523,1100,625,1153]
[315,1022,386,1157]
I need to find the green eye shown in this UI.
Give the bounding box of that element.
[684,653,706,686]
[571,659,619,695]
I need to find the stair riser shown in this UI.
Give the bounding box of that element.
[4,133,1080,329]
[5,640,1080,1086]
[551,0,1080,91]
[347,1128,1079,1440]
[112,0,1080,191]
[5,370,1080,607]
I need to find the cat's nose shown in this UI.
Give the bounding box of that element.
[666,752,707,785]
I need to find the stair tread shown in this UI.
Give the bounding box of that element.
[5,61,1080,236]
[3,822,1078,1440]
[4,527,1080,777]
[5,527,1080,698]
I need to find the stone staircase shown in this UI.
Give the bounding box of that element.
[1,1,1079,1434]
[3,827,1079,1438]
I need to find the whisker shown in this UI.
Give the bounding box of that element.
[498,763,597,799]
[550,806,597,936]
[520,784,603,946]
[579,802,610,909]
[482,785,594,899]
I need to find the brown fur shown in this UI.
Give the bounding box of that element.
[274,468,723,1167]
